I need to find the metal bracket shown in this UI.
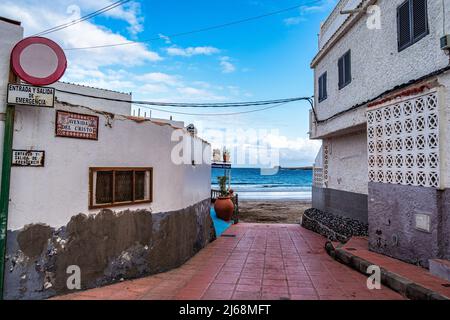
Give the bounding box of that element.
[340,8,364,15]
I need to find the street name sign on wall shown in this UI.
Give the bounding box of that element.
[12,150,45,167]
[55,111,99,140]
[7,84,55,107]
[212,163,232,169]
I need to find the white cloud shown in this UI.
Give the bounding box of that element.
[158,33,172,44]
[283,17,305,26]
[135,72,180,86]
[166,46,220,57]
[219,56,236,74]
[0,0,161,75]
[284,0,337,26]
[70,0,144,35]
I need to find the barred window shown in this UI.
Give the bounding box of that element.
[90,168,152,209]
[397,0,429,51]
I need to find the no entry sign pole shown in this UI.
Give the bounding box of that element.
[0,104,14,300]
[0,36,66,299]
[0,68,16,299]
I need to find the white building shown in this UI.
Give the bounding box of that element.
[0,17,214,300]
[310,0,450,268]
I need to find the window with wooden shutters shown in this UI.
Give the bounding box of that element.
[318,72,327,102]
[397,0,429,52]
[90,168,153,209]
[338,50,351,90]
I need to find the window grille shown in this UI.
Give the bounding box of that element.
[90,168,153,209]
[397,0,429,51]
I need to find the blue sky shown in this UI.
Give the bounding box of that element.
[1,0,338,166]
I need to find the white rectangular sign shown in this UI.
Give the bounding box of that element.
[12,150,45,167]
[7,83,55,108]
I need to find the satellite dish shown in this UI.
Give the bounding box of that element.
[11,37,67,86]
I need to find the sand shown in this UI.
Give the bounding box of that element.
[237,200,311,224]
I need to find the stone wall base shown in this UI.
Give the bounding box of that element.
[312,186,368,224]
[3,199,215,300]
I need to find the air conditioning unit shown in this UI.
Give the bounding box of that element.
[441,35,450,50]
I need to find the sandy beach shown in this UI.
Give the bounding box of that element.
[237,200,311,224]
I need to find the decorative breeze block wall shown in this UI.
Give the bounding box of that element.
[367,91,440,188]
[313,143,330,188]
[313,166,324,187]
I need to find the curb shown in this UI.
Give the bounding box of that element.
[325,241,450,301]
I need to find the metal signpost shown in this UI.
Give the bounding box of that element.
[0,36,66,299]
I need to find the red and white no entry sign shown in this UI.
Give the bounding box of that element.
[10,37,67,86]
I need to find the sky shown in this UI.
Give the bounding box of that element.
[0,0,338,167]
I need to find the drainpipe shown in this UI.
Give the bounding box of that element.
[0,71,16,300]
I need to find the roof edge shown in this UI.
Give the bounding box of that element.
[0,16,21,26]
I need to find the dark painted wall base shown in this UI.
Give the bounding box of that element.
[312,186,368,223]
[368,182,449,268]
[3,199,215,300]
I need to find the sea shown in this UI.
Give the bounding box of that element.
[211,167,313,201]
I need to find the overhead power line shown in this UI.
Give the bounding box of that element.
[34,0,131,36]
[64,0,324,51]
[55,88,312,108]
[134,101,294,116]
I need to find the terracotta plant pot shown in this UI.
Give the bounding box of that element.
[214,197,235,221]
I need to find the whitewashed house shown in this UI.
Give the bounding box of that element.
[310,0,450,268]
[0,17,214,300]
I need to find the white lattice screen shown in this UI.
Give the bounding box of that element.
[323,143,329,186]
[367,92,440,188]
[313,167,324,187]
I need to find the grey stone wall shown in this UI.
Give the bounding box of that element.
[3,199,215,300]
[368,182,448,268]
[312,186,368,223]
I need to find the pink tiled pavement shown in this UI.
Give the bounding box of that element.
[54,223,404,300]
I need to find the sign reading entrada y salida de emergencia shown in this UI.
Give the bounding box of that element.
[7,83,55,108]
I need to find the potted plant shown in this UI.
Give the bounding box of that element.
[223,148,231,163]
[214,175,234,221]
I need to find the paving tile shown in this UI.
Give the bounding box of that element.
[238,278,263,285]
[290,294,319,300]
[54,223,404,301]
[232,291,261,300]
[288,287,317,296]
[263,279,288,287]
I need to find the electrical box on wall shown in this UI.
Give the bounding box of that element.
[441,35,450,50]
[415,213,431,233]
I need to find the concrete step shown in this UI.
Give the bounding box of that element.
[429,259,450,282]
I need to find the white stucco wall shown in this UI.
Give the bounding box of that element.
[8,102,211,230]
[318,0,364,50]
[53,82,132,116]
[311,0,450,138]
[325,130,368,194]
[0,18,23,179]
[439,72,450,189]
